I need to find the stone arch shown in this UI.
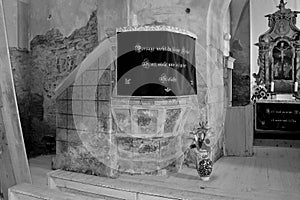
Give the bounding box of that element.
[206,0,232,56]
[205,0,232,161]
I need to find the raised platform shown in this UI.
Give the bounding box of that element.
[254,138,300,148]
[254,101,300,140]
[18,148,300,200]
[47,147,300,200]
[47,169,231,200]
[8,183,99,200]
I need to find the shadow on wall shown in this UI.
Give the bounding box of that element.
[230,0,251,106]
[231,38,250,106]
[232,71,250,106]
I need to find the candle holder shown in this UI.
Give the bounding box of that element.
[294,82,299,93]
[270,81,275,93]
[270,92,276,99]
[293,93,300,100]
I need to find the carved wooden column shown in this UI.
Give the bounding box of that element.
[296,48,300,81]
[295,48,300,93]
[264,51,270,87]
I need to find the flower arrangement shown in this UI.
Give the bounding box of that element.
[191,121,210,150]
[188,121,213,181]
[251,84,269,102]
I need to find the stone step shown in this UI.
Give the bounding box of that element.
[47,169,234,200]
[8,183,102,200]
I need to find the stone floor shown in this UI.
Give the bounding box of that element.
[29,146,300,200]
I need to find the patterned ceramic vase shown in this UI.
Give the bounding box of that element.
[196,149,213,181]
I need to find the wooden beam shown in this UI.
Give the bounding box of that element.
[0,0,31,199]
[0,98,17,200]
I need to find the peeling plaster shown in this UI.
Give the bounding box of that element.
[30,0,97,39]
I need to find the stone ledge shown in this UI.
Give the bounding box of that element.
[47,169,233,200]
[8,183,100,200]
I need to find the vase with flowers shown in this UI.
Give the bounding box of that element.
[189,121,213,181]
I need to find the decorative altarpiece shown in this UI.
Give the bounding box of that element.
[254,0,300,94]
[254,1,300,137]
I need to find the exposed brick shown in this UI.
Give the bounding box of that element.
[9,48,32,151]
[27,11,98,158]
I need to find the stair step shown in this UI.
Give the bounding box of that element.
[8,183,101,200]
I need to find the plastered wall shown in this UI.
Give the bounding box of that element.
[6,0,232,162]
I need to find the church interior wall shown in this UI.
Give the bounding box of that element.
[4,0,235,174]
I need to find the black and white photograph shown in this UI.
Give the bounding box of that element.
[0,0,299,200]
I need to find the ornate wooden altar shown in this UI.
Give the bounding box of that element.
[254,0,300,94]
[254,1,300,143]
